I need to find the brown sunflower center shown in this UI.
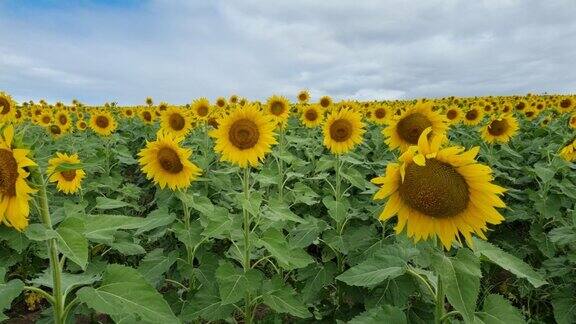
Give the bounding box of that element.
[488,119,509,136]
[217,99,226,107]
[96,116,109,128]
[304,109,318,121]
[157,147,183,174]
[15,110,21,118]
[270,101,285,116]
[329,119,353,142]
[0,97,11,115]
[525,111,534,118]
[399,159,469,218]
[374,108,386,119]
[79,121,86,129]
[197,105,209,117]
[396,113,432,144]
[126,110,133,116]
[143,111,152,121]
[59,115,67,125]
[446,109,458,120]
[61,170,77,181]
[0,149,18,197]
[516,102,525,110]
[42,116,51,124]
[560,99,571,108]
[320,97,330,108]
[229,118,260,150]
[465,110,478,121]
[298,93,308,101]
[169,113,185,131]
[50,125,62,135]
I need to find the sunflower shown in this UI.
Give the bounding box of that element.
[383,102,447,152]
[161,107,193,137]
[372,128,506,249]
[319,96,332,110]
[445,106,462,124]
[139,108,155,124]
[122,108,135,118]
[569,114,576,129]
[0,125,36,231]
[55,110,72,131]
[369,105,389,125]
[300,105,324,128]
[265,95,291,125]
[76,119,87,131]
[191,98,211,121]
[297,90,310,103]
[89,110,117,136]
[462,106,484,126]
[47,153,86,194]
[38,111,53,127]
[540,116,552,127]
[0,92,16,123]
[558,97,573,112]
[559,139,576,162]
[47,124,67,139]
[481,115,519,144]
[138,131,202,190]
[216,97,227,109]
[229,95,239,104]
[523,107,537,120]
[146,97,154,107]
[323,108,365,155]
[210,104,277,168]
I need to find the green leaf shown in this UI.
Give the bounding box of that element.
[24,224,58,241]
[84,214,144,242]
[349,305,407,324]
[474,294,525,324]
[288,217,327,249]
[322,196,350,224]
[548,226,576,246]
[262,277,311,318]
[181,287,234,321]
[215,261,262,305]
[473,238,547,288]
[109,241,146,255]
[77,264,179,323]
[432,248,480,324]
[263,198,305,223]
[138,249,177,286]
[134,207,176,235]
[173,220,203,251]
[259,229,314,270]
[56,217,89,270]
[336,254,405,287]
[552,287,576,324]
[0,279,24,321]
[298,263,337,302]
[95,197,131,210]
[0,227,29,252]
[341,166,367,189]
[30,269,101,297]
[200,207,233,239]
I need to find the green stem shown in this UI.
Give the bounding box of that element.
[277,128,285,201]
[242,167,253,324]
[435,242,446,324]
[334,155,346,307]
[23,286,55,304]
[34,170,64,324]
[203,124,210,193]
[181,197,196,291]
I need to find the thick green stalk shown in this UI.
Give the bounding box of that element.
[334,155,345,307]
[435,241,446,324]
[181,198,196,291]
[242,167,253,324]
[34,170,64,324]
[277,128,285,201]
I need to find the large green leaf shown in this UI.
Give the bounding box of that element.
[0,279,24,321]
[56,217,89,270]
[474,294,525,324]
[337,253,405,287]
[30,269,101,297]
[473,238,547,288]
[215,261,263,305]
[298,263,337,302]
[432,248,480,324]
[181,287,234,322]
[84,214,143,242]
[77,264,179,323]
[262,277,312,319]
[95,196,131,210]
[138,249,177,286]
[552,287,576,324]
[258,229,314,270]
[349,305,407,324]
[134,207,176,235]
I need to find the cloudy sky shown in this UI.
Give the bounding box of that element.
[1,0,575,105]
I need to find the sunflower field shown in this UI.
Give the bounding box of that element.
[0,91,575,324]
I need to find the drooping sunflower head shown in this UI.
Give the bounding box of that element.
[462,106,484,126]
[372,128,506,249]
[210,104,277,168]
[300,105,324,128]
[265,95,291,126]
[383,101,447,151]
[481,115,519,144]
[191,98,211,121]
[161,107,193,137]
[297,90,310,103]
[323,108,365,155]
[47,153,86,194]
[138,131,202,190]
[89,110,117,136]
[0,125,36,231]
[0,92,16,123]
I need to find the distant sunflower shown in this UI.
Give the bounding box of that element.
[139,108,155,124]
[191,98,211,121]
[300,105,324,128]
[210,104,277,168]
[540,116,552,127]
[122,108,135,118]
[463,107,484,126]
[265,95,291,125]
[445,106,462,124]
[0,125,36,231]
[369,105,389,125]
[481,115,519,144]
[145,97,154,107]
[89,110,117,136]
[229,95,239,104]
[372,128,506,249]
[55,110,71,131]
[514,100,527,111]
[319,96,333,110]
[297,90,310,103]
[383,102,447,152]
[47,153,86,194]
[569,114,576,129]
[48,124,65,139]
[558,97,573,112]
[523,107,537,120]
[323,108,365,155]
[76,119,87,131]
[559,139,576,162]
[216,97,227,109]
[38,112,53,127]
[138,131,202,190]
[161,107,193,137]
[0,92,16,123]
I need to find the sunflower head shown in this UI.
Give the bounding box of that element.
[463,107,484,126]
[47,153,86,194]
[0,92,16,123]
[89,110,117,136]
[76,119,87,131]
[319,96,332,109]
[216,97,227,108]
[445,106,462,124]
[138,131,202,190]
[559,139,576,162]
[191,98,211,121]
[140,108,155,124]
[300,105,324,128]
[481,115,519,144]
[297,90,310,103]
[146,97,154,106]
[265,95,291,126]
[323,108,365,155]
[161,107,193,137]
[369,105,389,125]
[210,104,277,168]
[372,128,506,249]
